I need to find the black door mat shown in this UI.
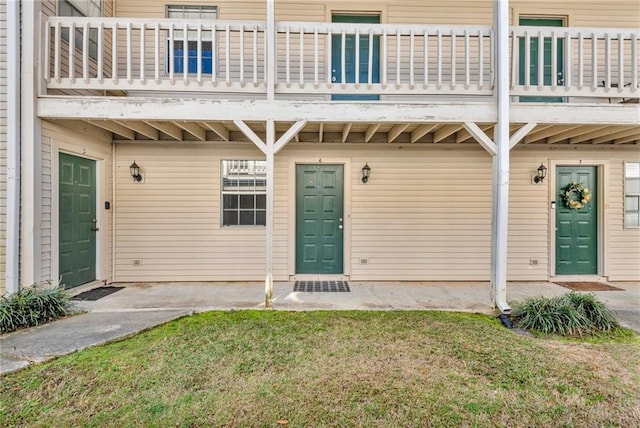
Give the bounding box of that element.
[71,286,125,301]
[294,281,350,292]
[554,282,623,292]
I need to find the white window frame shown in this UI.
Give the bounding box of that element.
[624,162,640,229]
[166,4,218,75]
[58,0,103,60]
[221,160,267,227]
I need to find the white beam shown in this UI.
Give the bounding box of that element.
[508,122,537,150]
[511,103,640,125]
[266,0,275,102]
[524,125,580,144]
[364,123,381,143]
[38,98,498,123]
[342,123,352,143]
[174,121,206,141]
[265,119,275,309]
[200,121,230,141]
[233,120,267,154]
[115,120,159,140]
[144,121,183,140]
[614,135,640,145]
[318,123,324,142]
[463,122,497,156]
[492,0,511,313]
[6,0,21,293]
[21,0,42,287]
[411,124,439,143]
[274,120,307,154]
[388,123,409,143]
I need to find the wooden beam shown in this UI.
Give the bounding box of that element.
[614,135,640,145]
[463,122,497,156]
[87,119,134,140]
[318,123,324,142]
[342,123,352,143]
[144,121,183,140]
[411,124,439,143]
[274,120,307,154]
[456,124,491,143]
[233,120,267,154]
[524,125,580,144]
[433,124,462,143]
[388,123,409,143]
[569,126,634,144]
[364,123,381,143]
[509,122,537,150]
[115,120,159,140]
[200,121,230,141]
[174,121,206,141]
[545,125,608,145]
[592,127,640,144]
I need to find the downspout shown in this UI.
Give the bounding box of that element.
[492,0,511,313]
[6,0,21,294]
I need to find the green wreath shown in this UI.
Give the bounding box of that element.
[563,182,591,210]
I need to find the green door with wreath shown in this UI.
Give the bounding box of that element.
[555,166,597,275]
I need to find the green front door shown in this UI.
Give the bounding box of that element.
[556,166,598,275]
[296,165,344,274]
[331,14,380,101]
[59,153,97,288]
[519,17,564,102]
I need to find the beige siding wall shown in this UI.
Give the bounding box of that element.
[0,1,6,294]
[114,142,640,282]
[41,120,114,285]
[114,0,639,27]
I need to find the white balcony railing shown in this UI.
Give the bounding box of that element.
[42,16,639,101]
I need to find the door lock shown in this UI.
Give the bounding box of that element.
[91,218,99,232]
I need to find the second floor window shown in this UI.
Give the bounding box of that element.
[167,5,218,74]
[625,162,640,229]
[59,0,103,59]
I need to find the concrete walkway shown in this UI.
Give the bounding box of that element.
[2,281,638,375]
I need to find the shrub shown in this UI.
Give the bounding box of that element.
[512,292,619,336]
[0,282,71,334]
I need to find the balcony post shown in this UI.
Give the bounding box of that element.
[491,0,511,313]
[264,0,276,308]
[266,0,275,101]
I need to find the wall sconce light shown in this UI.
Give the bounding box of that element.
[129,161,143,182]
[361,163,371,183]
[533,163,547,184]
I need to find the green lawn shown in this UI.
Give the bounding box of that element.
[1,311,639,427]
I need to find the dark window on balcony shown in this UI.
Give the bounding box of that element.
[167,5,218,74]
[59,0,102,60]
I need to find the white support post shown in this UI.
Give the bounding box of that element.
[492,0,511,313]
[266,0,275,101]
[6,0,21,294]
[21,0,43,288]
[265,120,275,309]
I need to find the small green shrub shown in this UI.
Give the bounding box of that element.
[0,282,71,334]
[512,292,619,336]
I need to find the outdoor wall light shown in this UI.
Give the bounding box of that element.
[130,161,143,182]
[361,163,371,183]
[534,163,547,184]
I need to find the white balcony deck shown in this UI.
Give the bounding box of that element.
[41,17,639,102]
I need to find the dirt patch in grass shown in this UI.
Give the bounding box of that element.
[1,311,639,427]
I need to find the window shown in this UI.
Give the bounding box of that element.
[221,160,266,226]
[167,5,218,74]
[59,0,102,59]
[625,162,640,228]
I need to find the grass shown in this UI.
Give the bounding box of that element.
[1,311,639,427]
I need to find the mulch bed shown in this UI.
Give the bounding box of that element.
[553,282,623,292]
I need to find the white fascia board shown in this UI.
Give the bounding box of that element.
[38,97,498,123]
[511,104,640,125]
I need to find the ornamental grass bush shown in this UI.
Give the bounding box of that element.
[512,292,619,336]
[0,282,71,334]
